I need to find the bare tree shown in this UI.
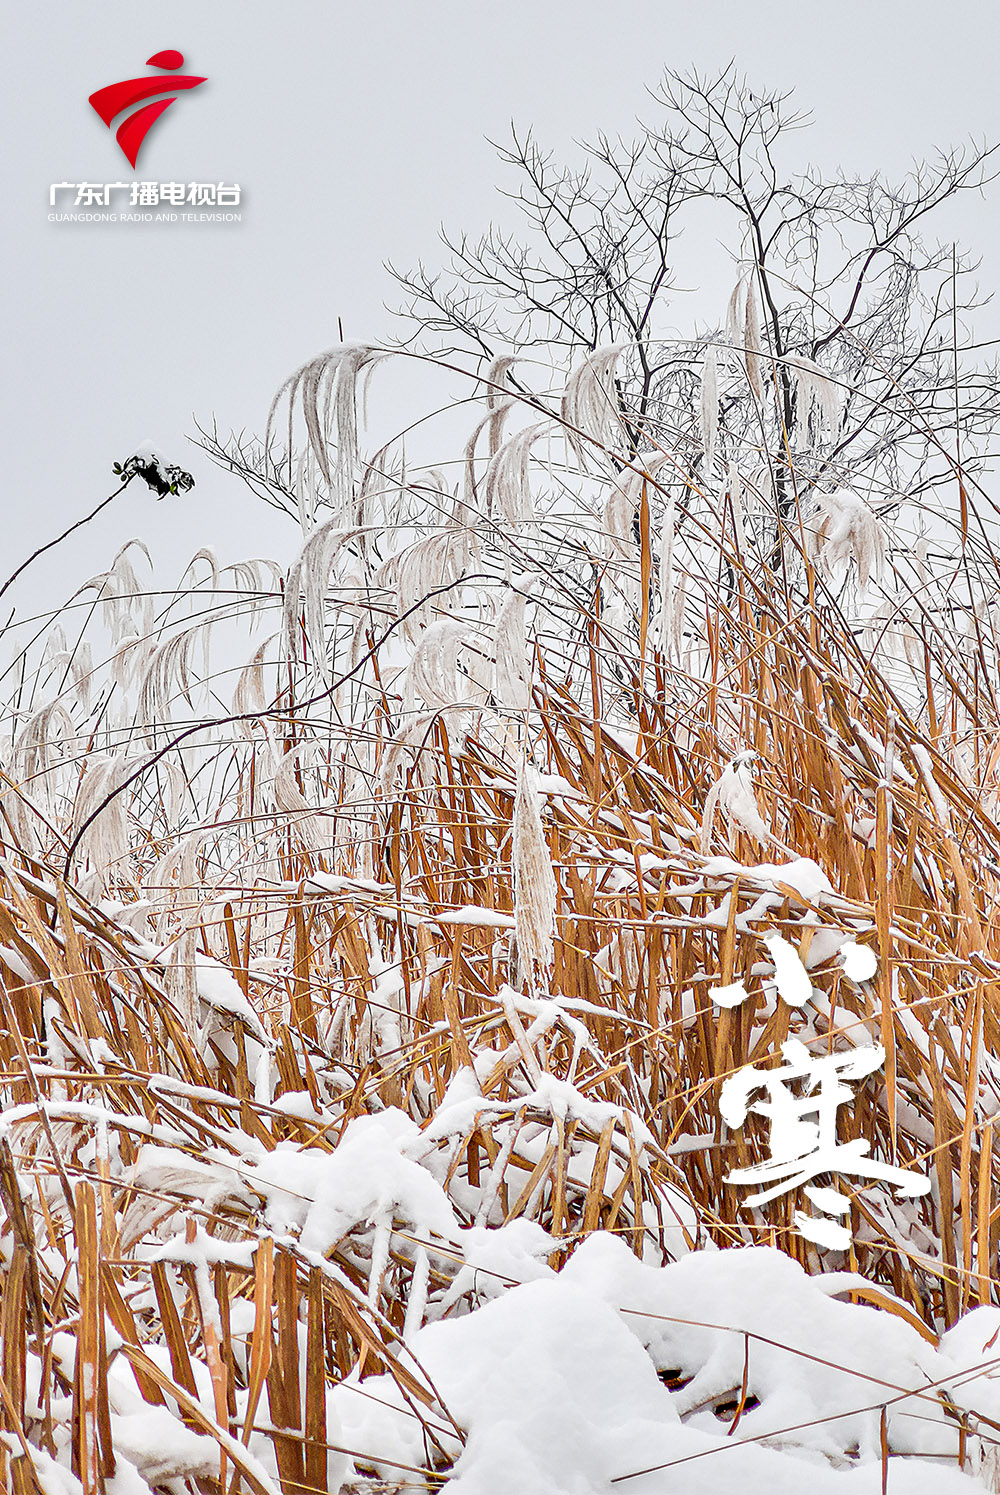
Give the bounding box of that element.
[392,65,1000,530]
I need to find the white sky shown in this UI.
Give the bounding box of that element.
[4,0,999,614]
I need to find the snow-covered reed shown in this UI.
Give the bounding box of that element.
[2,333,1000,1491]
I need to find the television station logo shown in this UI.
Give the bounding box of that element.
[89,49,206,168]
[49,50,242,225]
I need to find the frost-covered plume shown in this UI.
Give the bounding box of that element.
[109,631,155,701]
[281,521,364,680]
[463,401,518,515]
[231,638,276,730]
[727,462,746,550]
[266,343,385,519]
[744,273,764,399]
[377,706,466,790]
[725,274,745,346]
[463,354,520,507]
[373,527,477,645]
[604,455,677,621]
[483,352,518,414]
[603,454,674,550]
[178,546,220,594]
[492,577,538,712]
[72,540,153,644]
[786,352,843,442]
[40,622,67,676]
[699,749,788,855]
[139,623,214,724]
[560,344,628,465]
[293,443,322,532]
[601,485,638,558]
[483,421,552,523]
[145,828,212,934]
[41,625,95,715]
[70,752,141,888]
[729,267,771,397]
[699,342,719,474]
[512,756,558,985]
[270,741,330,855]
[67,640,94,714]
[13,701,74,823]
[0,750,43,855]
[356,437,417,539]
[655,489,680,657]
[807,489,886,590]
[725,270,764,398]
[400,618,481,715]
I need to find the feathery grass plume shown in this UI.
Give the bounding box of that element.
[699,342,719,473]
[726,274,746,348]
[223,554,284,598]
[604,453,674,548]
[807,488,886,589]
[602,484,638,555]
[606,454,677,621]
[481,354,519,459]
[265,342,385,517]
[294,442,321,531]
[512,754,557,985]
[560,344,628,464]
[138,624,213,723]
[400,618,478,713]
[357,436,410,536]
[41,628,95,716]
[492,578,536,711]
[100,540,154,640]
[726,461,746,550]
[656,488,678,657]
[786,352,843,442]
[281,521,365,678]
[699,749,786,854]
[109,630,155,696]
[483,352,518,413]
[145,826,212,931]
[40,623,67,673]
[178,546,220,593]
[12,700,73,819]
[271,741,329,854]
[377,704,454,788]
[463,398,518,514]
[231,637,276,726]
[744,271,764,399]
[67,640,94,714]
[70,751,138,889]
[482,420,551,522]
[374,529,476,644]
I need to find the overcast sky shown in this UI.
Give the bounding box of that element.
[4,0,999,616]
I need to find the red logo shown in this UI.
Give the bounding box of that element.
[89,51,206,169]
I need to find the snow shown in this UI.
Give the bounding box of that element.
[110,1409,220,1484]
[245,1108,461,1252]
[332,1240,980,1493]
[434,906,517,929]
[192,953,270,1043]
[301,871,394,896]
[5,1065,997,1493]
[911,742,953,826]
